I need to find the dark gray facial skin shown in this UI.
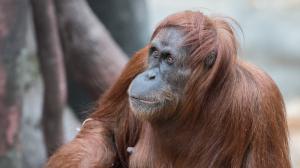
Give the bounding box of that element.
[128,28,191,121]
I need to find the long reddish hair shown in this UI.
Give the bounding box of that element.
[92,11,290,167]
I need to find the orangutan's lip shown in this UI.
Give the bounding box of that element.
[130,96,159,104]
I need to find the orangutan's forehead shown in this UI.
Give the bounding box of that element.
[151,27,185,47]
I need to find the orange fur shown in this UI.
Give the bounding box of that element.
[46,11,290,168]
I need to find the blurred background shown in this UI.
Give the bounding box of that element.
[0,0,299,167]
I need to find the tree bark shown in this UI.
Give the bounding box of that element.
[53,0,128,101]
[0,0,28,167]
[87,0,149,55]
[30,0,67,156]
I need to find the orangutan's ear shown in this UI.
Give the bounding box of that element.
[204,50,217,68]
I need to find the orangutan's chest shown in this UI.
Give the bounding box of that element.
[127,146,172,168]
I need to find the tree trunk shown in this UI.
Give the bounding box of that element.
[30,0,67,156]
[0,0,28,167]
[87,0,150,55]
[53,0,128,119]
